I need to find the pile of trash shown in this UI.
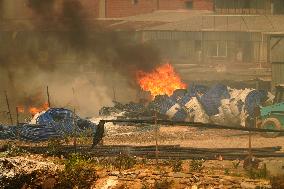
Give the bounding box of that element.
[0,108,96,141]
[100,84,273,127]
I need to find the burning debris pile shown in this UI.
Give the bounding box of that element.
[137,63,186,97]
[100,63,273,127]
[0,108,95,141]
[100,83,272,127]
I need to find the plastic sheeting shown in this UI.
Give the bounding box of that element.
[150,95,188,121]
[98,84,273,127]
[199,84,231,116]
[153,84,272,126]
[0,108,96,141]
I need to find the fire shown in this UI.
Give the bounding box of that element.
[137,63,186,97]
[17,106,25,113]
[17,102,49,116]
[29,102,49,116]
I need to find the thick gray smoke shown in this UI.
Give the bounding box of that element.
[0,0,160,119]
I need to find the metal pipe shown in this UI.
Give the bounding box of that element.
[100,119,284,133]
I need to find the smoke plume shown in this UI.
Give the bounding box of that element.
[0,0,160,119]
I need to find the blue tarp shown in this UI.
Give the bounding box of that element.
[199,84,230,116]
[150,95,188,121]
[244,90,268,118]
[177,84,208,106]
[0,108,96,141]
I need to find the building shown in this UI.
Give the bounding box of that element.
[0,0,283,88]
[215,0,284,15]
[0,0,214,20]
[94,0,213,18]
[104,10,284,87]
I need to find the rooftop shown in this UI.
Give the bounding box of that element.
[144,14,284,32]
[1,10,284,33]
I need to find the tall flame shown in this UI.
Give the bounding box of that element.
[137,63,186,97]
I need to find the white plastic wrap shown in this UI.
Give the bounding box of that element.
[184,97,209,123]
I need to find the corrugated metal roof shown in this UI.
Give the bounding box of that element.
[143,15,284,32]
[2,11,284,33]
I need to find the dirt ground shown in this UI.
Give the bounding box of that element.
[103,124,284,150]
[1,124,284,188]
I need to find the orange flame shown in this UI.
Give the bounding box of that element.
[137,63,186,97]
[29,102,49,116]
[17,106,25,113]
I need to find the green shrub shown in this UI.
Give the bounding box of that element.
[5,143,26,157]
[246,163,268,179]
[224,168,230,175]
[56,153,98,189]
[47,138,63,155]
[232,160,241,169]
[113,154,137,170]
[171,159,182,172]
[190,159,205,172]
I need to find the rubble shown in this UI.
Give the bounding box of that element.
[95,168,272,189]
[0,156,62,179]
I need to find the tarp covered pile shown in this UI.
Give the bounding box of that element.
[0,108,96,141]
[100,84,273,127]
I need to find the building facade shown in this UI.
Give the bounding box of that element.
[215,0,284,15]
[0,0,214,20]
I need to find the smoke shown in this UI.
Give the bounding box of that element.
[0,0,160,118]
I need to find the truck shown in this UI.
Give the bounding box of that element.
[257,85,284,137]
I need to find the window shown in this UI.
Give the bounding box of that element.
[132,0,139,5]
[185,1,193,9]
[207,41,227,57]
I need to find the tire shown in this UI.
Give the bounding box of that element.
[260,118,282,138]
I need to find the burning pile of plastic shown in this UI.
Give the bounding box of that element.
[100,84,273,127]
[0,108,96,141]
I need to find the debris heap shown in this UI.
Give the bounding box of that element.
[0,108,96,141]
[99,84,273,127]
